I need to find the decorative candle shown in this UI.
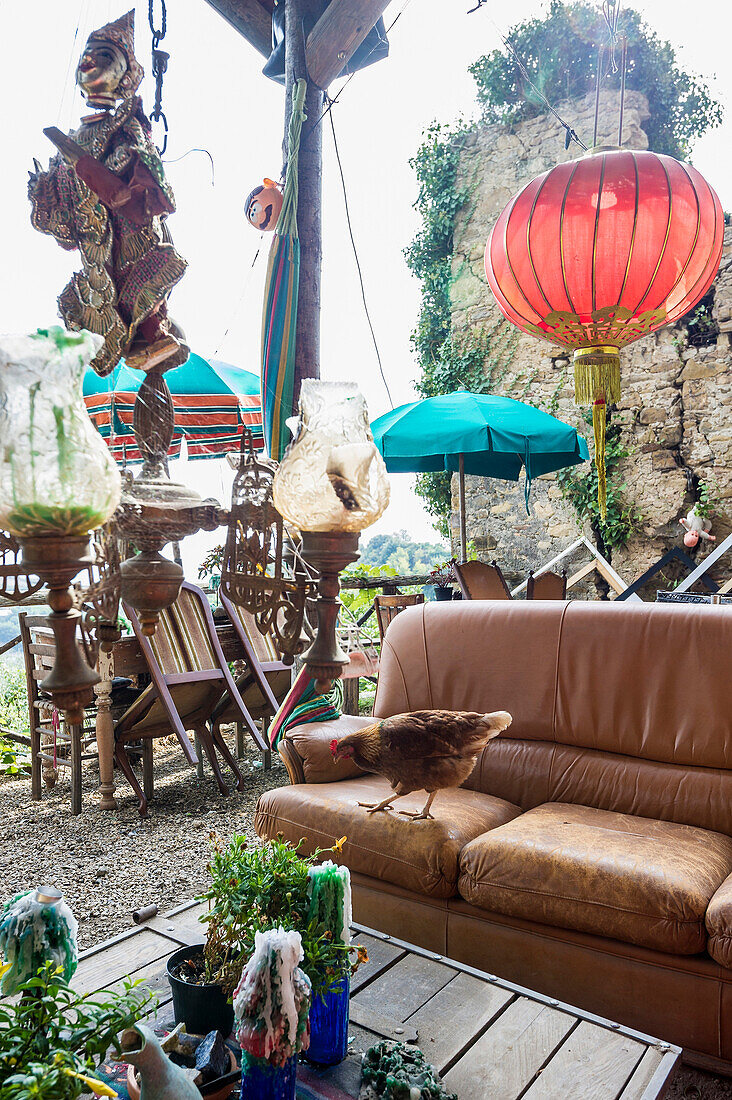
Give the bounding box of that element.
[307,860,352,948]
[0,887,78,995]
[233,927,312,1067]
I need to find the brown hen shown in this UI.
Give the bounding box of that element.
[330,709,512,821]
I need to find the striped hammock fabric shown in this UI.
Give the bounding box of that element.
[269,666,343,750]
[261,79,307,461]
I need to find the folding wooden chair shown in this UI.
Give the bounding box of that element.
[116,582,267,817]
[373,593,425,644]
[211,592,294,765]
[453,559,513,600]
[526,569,568,600]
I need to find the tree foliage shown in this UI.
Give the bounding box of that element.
[360,530,448,574]
[468,0,723,159]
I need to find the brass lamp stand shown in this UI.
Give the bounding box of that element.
[300,531,360,693]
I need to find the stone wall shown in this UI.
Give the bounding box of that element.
[449,90,732,594]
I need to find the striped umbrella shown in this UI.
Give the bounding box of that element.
[83,354,263,464]
[261,79,306,461]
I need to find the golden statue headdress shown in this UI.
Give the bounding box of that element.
[87,10,144,97]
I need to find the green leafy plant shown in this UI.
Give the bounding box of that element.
[199,835,365,1000]
[428,559,456,586]
[694,478,721,521]
[468,0,722,160]
[556,412,642,551]
[0,962,154,1099]
[0,665,31,776]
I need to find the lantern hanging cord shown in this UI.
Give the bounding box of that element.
[601,0,621,74]
[488,19,587,151]
[57,0,89,125]
[163,147,216,188]
[328,107,394,410]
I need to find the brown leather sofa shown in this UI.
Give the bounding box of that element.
[256,600,732,1068]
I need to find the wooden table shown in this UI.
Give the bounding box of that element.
[93,623,247,811]
[77,899,680,1099]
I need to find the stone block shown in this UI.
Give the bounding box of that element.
[651,450,678,471]
[639,407,666,424]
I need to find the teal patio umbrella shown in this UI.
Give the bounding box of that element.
[371,391,589,561]
[83,353,263,464]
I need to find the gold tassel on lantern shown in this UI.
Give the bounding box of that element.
[573,346,621,522]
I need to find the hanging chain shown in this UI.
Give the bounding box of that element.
[148,0,169,154]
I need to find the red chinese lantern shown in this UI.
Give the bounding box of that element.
[485,147,724,516]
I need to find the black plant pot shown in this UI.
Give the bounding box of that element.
[433,585,454,602]
[166,943,234,1037]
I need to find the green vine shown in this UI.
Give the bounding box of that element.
[556,411,642,551]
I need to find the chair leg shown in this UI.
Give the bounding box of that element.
[194,729,204,779]
[210,721,246,791]
[30,721,42,802]
[69,722,82,816]
[235,721,245,759]
[195,725,229,795]
[114,743,148,818]
[261,717,272,771]
[142,739,154,802]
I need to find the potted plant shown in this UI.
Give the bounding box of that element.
[167,836,364,1043]
[0,960,154,1099]
[427,559,456,601]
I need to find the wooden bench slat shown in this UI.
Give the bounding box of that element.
[443,998,575,1100]
[73,930,175,995]
[351,952,456,1021]
[404,971,515,1074]
[349,932,408,994]
[617,1047,673,1100]
[521,1019,646,1100]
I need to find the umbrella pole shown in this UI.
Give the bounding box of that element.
[459,453,467,564]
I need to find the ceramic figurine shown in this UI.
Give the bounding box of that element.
[117,1024,201,1100]
[27,11,188,377]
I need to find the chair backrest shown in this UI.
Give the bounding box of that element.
[454,560,512,600]
[374,593,425,644]
[224,597,283,667]
[526,569,567,600]
[18,613,53,728]
[146,587,220,674]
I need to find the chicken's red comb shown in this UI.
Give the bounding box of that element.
[330,738,339,756]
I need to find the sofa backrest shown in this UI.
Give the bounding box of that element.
[374,601,732,835]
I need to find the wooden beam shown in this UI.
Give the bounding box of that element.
[203,0,272,58]
[305,0,391,89]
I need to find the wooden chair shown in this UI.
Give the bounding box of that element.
[18,614,141,814]
[453,560,513,600]
[373,593,425,644]
[526,569,568,600]
[116,582,267,817]
[210,592,294,765]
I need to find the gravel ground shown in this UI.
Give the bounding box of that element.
[0,728,287,949]
[2,735,731,1097]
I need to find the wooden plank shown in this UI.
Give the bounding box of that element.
[73,930,177,995]
[305,0,391,88]
[405,971,515,1074]
[349,1003,417,1043]
[616,1047,668,1100]
[521,1020,646,1100]
[352,953,456,1022]
[139,901,209,945]
[443,997,575,1100]
[202,0,271,57]
[350,932,407,994]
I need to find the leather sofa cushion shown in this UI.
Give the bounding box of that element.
[706,875,732,968]
[255,777,521,898]
[458,802,732,955]
[285,715,372,782]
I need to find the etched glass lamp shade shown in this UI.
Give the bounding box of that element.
[0,328,121,538]
[272,380,390,533]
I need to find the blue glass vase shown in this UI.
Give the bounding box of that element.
[239,1053,297,1100]
[305,975,350,1066]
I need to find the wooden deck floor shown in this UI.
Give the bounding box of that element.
[77,899,681,1099]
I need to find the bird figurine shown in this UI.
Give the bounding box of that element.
[331,710,512,821]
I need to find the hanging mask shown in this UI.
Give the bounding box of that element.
[245,178,282,231]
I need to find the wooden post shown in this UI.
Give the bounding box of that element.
[285,0,324,407]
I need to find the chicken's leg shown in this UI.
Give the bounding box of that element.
[399,791,436,821]
[358,794,402,814]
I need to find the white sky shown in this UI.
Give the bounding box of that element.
[1,0,729,574]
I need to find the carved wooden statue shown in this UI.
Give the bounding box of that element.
[28,10,188,377]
